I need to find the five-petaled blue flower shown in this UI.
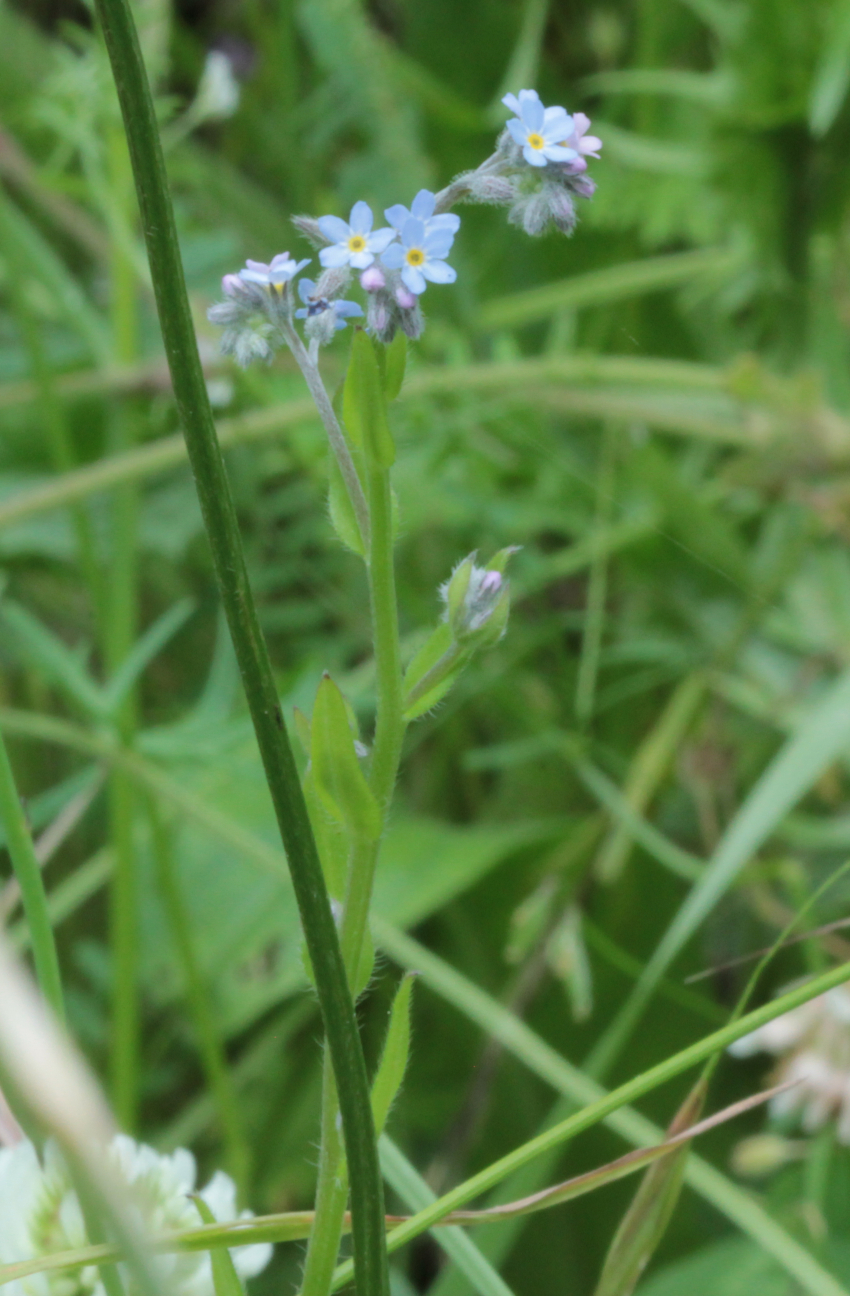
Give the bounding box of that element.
[502,89,578,168]
[295,279,364,329]
[380,217,456,295]
[318,202,396,270]
[384,190,460,241]
[238,252,310,291]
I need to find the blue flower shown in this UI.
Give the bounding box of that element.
[384,190,460,240]
[502,89,578,168]
[318,201,397,270]
[295,279,364,330]
[238,252,310,290]
[380,217,456,296]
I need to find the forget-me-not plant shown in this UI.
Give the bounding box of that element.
[502,89,578,168]
[384,189,460,240]
[380,218,457,296]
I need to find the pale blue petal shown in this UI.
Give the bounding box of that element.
[384,203,410,230]
[293,258,312,275]
[520,95,544,132]
[294,308,308,318]
[523,145,547,166]
[367,227,397,253]
[350,249,375,270]
[349,200,374,234]
[381,243,405,269]
[428,212,460,235]
[298,279,315,302]
[269,253,294,272]
[317,215,350,243]
[544,144,578,161]
[506,118,527,146]
[244,259,270,274]
[411,189,436,220]
[319,244,351,267]
[334,317,349,330]
[502,92,522,115]
[423,228,454,258]
[238,269,268,285]
[401,216,426,247]
[401,264,426,295]
[543,106,572,136]
[421,259,456,284]
[335,301,363,317]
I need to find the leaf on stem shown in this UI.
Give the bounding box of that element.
[311,674,381,840]
[372,973,415,1136]
[343,330,396,469]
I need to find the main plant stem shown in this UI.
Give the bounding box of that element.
[94,5,388,1293]
[300,464,405,1296]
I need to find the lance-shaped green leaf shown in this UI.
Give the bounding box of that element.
[311,674,381,840]
[343,330,396,468]
[593,1078,707,1296]
[383,333,407,402]
[372,974,415,1136]
[328,454,366,557]
[190,1197,246,1296]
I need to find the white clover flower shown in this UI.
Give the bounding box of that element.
[317,202,396,271]
[502,89,578,168]
[380,217,456,296]
[238,252,310,293]
[730,984,850,1143]
[384,190,460,241]
[0,1135,272,1296]
[294,278,363,331]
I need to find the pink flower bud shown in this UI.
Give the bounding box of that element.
[395,285,417,309]
[222,273,242,297]
[360,266,386,292]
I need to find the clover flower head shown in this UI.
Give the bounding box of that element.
[238,252,310,293]
[380,217,456,296]
[0,1134,272,1296]
[730,984,850,1143]
[384,190,460,241]
[502,89,578,168]
[318,202,396,271]
[295,278,363,343]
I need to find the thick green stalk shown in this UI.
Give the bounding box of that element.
[0,731,64,1021]
[301,463,405,1296]
[92,4,388,1292]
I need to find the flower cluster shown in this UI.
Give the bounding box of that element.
[206,87,600,358]
[0,1135,271,1296]
[729,983,850,1143]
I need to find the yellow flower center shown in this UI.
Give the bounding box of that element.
[348,235,367,252]
[527,133,545,150]
[406,247,425,267]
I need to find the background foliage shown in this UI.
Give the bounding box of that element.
[4,0,850,1292]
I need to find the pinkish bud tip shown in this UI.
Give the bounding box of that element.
[481,571,502,594]
[395,285,417,310]
[360,266,386,292]
[222,273,243,296]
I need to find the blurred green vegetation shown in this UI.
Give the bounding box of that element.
[5,0,850,1293]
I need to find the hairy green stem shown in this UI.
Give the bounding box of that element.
[92,3,387,1291]
[301,464,406,1296]
[0,730,64,1021]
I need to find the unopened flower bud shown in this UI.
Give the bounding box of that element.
[398,300,424,341]
[440,548,519,645]
[291,214,325,247]
[568,173,597,199]
[395,285,417,310]
[360,266,386,292]
[315,265,352,299]
[545,181,578,235]
[221,273,243,297]
[467,173,519,206]
[367,296,394,342]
